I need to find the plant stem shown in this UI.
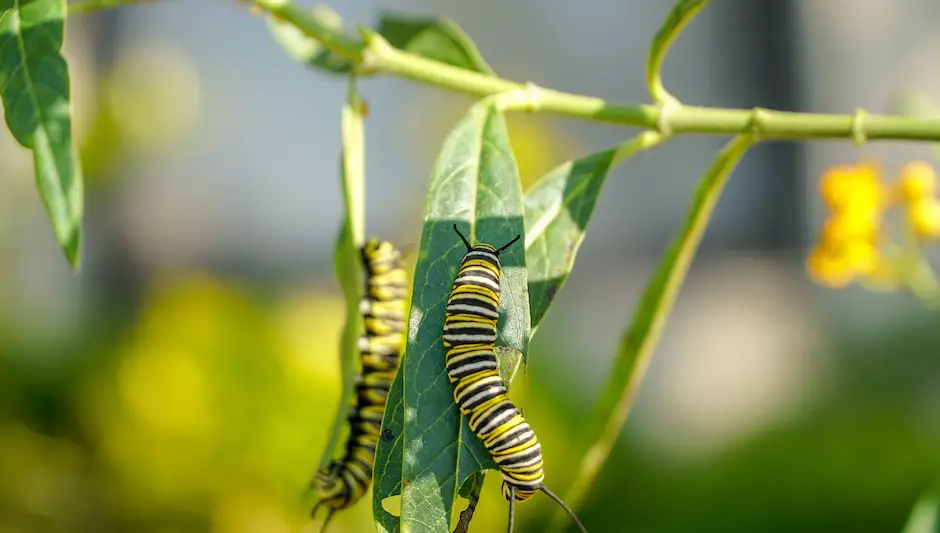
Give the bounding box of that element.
[547,134,757,533]
[250,0,940,142]
[69,0,158,15]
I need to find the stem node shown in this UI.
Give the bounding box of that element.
[657,101,678,136]
[852,108,869,146]
[357,27,388,73]
[749,107,771,139]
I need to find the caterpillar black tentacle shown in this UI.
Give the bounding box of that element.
[311,239,406,531]
[444,225,587,533]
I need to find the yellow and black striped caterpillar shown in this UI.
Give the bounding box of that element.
[443,225,588,533]
[312,239,407,531]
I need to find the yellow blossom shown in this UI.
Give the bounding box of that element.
[819,163,884,213]
[841,239,880,276]
[811,158,940,300]
[808,161,889,289]
[806,246,854,288]
[820,209,879,247]
[898,161,936,202]
[908,198,940,240]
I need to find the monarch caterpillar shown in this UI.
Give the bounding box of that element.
[312,239,407,531]
[443,225,588,533]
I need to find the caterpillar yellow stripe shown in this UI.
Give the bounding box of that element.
[311,238,406,531]
[443,225,588,533]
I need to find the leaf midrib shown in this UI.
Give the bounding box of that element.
[450,103,489,521]
[9,0,69,225]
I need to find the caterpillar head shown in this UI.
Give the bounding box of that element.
[452,224,521,265]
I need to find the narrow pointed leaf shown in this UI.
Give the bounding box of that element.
[901,486,940,533]
[548,134,755,532]
[524,132,665,332]
[647,0,708,103]
[372,100,528,532]
[377,13,494,74]
[0,0,83,267]
[314,85,366,491]
[268,4,352,73]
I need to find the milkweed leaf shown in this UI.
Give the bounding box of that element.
[524,132,666,333]
[313,83,366,500]
[268,4,352,73]
[377,13,493,74]
[0,0,83,267]
[373,99,527,532]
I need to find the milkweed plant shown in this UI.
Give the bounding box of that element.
[5,0,940,531]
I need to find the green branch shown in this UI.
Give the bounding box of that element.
[250,0,940,141]
[68,0,159,15]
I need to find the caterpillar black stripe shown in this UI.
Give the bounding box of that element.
[443,225,588,533]
[311,239,406,531]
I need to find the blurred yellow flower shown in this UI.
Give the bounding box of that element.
[71,273,357,529]
[117,344,211,437]
[106,38,201,153]
[808,162,887,288]
[806,246,854,289]
[819,208,879,246]
[819,162,884,213]
[897,162,940,240]
[808,159,940,295]
[907,198,940,240]
[898,161,936,202]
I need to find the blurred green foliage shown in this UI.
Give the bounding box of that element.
[3,3,940,533]
[2,273,940,532]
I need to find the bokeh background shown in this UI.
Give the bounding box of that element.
[3,1,940,532]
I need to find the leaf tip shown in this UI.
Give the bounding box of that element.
[62,225,82,270]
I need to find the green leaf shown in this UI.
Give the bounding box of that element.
[372,100,528,533]
[647,0,708,104]
[902,486,940,533]
[524,132,665,333]
[314,83,366,484]
[268,4,352,74]
[373,360,404,532]
[373,349,523,533]
[1,0,83,267]
[546,134,755,533]
[377,13,494,74]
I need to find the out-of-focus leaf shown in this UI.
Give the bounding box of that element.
[547,134,755,532]
[0,0,84,267]
[377,13,494,74]
[902,486,940,533]
[268,4,352,74]
[524,132,665,332]
[647,0,708,103]
[373,100,527,532]
[314,85,366,485]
